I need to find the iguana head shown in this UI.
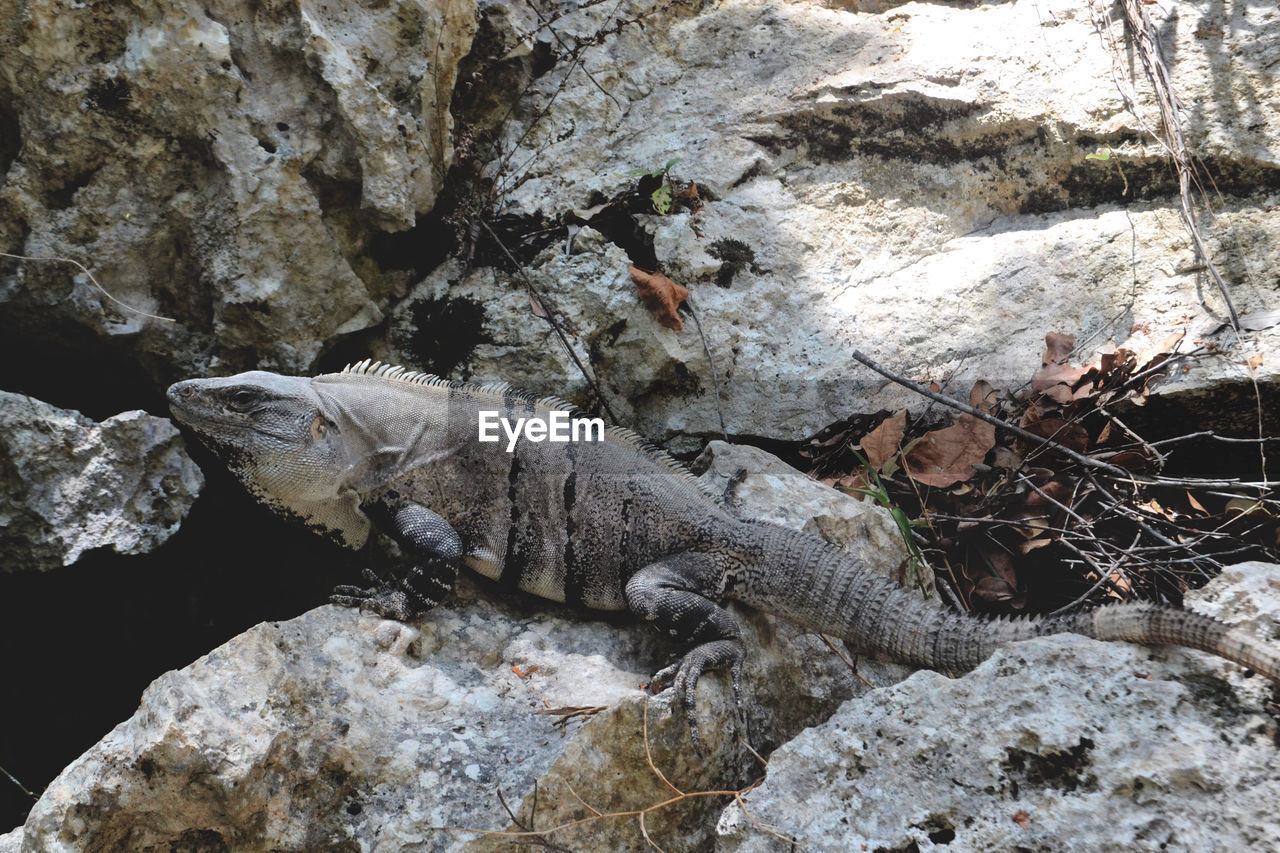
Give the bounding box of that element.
[167,371,371,548]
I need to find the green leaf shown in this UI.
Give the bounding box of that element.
[651,184,673,215]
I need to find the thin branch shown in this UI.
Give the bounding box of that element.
[479,219,621,423]
[521,0,622,110]
[0,763,36,800]
[818,634,873,688]
[852,349,1280,496]
[683,295,728,442]
[850,349,1131,477]
[642,699,684,798]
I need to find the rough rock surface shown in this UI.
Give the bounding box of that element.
[0,391,203,571]
[0,0,476,378]
[692,440,932,594]
[7,443,914,851]
[376,0,1280,446]
[716,561,1280,852]
[3,0,1276,438]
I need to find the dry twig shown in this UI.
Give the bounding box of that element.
[441,698,795,850]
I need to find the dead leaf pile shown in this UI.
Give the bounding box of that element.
[796,330,1278,615]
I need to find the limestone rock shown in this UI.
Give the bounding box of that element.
[0,0,477,377]
[0,391,204,571]
[716,562,1280,852]
[439,0,1280,443]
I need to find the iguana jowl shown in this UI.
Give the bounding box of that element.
[168,361,1280,739]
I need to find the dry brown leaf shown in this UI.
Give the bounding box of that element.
[970,379,997,413]
[859,410,907,471]
[1013,511,1050,539]
[1159,329,1186,352]
[1032,361,1086,392]
[674,181,702,211]
[1043,332,1075,363]
[1039,385,1075,405]
[1137,498,1176,521]
[973,575,1027,609]
[629,266,689,331]
[1017,537,1054,555]
[827,472,873,493]
[528,290,550,319]
[974,576,1017,601]
[1107,449,1157,472]
[1011,809,1031,829]
[1032,333,1083,392]
[989,445,1023,469]
[1022,417,1090,454]
[1104,348,1139,381]
[1248,353,1264,371]
[1022,480,1071,509]
[905,413,996,488]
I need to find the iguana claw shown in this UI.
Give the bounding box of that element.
[647,640,746,754]
[331,569,425,621]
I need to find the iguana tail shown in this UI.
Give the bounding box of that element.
[737,525,1280,682]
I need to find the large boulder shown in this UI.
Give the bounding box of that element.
[0,0,477,379]
[717,561,1280,852]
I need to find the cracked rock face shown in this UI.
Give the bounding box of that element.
[0,391,204,570]
[0,0,476,379]
[387,0,1280,448]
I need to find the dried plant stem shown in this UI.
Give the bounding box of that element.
[684,295,728,442]
[479,220,621,423]
[0,250,174,323]
[442,698,795,849]
[1119,0,1240,330]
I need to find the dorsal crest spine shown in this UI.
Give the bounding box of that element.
[337,360,722,501]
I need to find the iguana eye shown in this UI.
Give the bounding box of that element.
[226,388,262,412]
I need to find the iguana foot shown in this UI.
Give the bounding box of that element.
[648,639,746,754]
[625,553,748,754]
[331,568,430,621]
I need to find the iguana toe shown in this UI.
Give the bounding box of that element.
[648,639,747,754]
[330,585,418,621]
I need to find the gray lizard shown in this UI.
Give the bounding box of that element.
[167,360,1280,741]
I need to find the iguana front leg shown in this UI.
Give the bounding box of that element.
[625,552,745,751]
[331,500,462,621]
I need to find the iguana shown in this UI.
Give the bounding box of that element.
[168,360,1280,742]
